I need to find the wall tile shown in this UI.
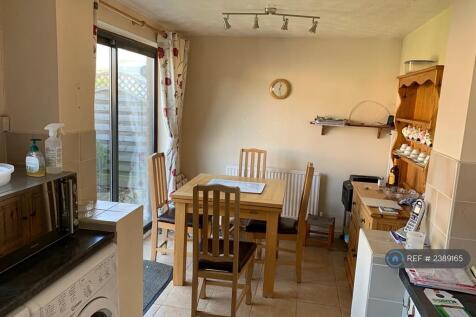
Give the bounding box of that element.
[6,132,47,165]
[455,162,476,202]
[434,192,452,234]
[450,201,476,240]
[427,150,459,199]
[62,132,79,164]
[428,225,448,249]
[449,238,476,261]
[423,184,437,234]
[80,130,96,162]
[79,158,97,195]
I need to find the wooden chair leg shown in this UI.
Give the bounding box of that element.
[191,272,199,317]
[256,240,263,260]
[245,257,254,305]
[161,229,169,255]
[296,234,305,283]
[231,278,238,317]
[150,222,158,261]
[328,222,335,250]
[199,278,207,299]
[276,239,280,259]
[305,223,311,246]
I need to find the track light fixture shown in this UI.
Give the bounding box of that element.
[253,15,259,29]
[222,7,320,34]
[309,18,318,34]
[281,16,289,31]
[223,14,231,30]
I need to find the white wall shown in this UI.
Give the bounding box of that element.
[399,8,452,74]
[182,37,402,231]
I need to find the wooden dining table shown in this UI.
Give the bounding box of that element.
[171,173,286,298]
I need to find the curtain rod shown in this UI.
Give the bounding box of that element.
[98,0,165,36]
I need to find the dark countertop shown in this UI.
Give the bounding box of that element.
[399,269,476,317]
[0,229,114,316]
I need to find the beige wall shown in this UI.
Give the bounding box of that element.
[182,37,401,231]
[399,8,452,74]
[56,0,96,134]
[0,0,5,116]
[97,0,160,47]
[3,0,60,133]
[419,1,476,261]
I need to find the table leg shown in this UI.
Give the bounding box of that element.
[263,213,278,298]
[173,202,187,286]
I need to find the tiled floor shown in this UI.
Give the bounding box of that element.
[143,236,351,317]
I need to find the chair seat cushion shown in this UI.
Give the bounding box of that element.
[244,217,298,234]
[158,206,203,228]
[198,239,257,273]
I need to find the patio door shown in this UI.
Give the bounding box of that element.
[94,29,157,226]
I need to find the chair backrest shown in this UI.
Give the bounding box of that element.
[297,163,315,234]
[193,184,240,271]
[239,148,267,179]
[148,153,168,221]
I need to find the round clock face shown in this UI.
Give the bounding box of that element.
[270,79,291,99]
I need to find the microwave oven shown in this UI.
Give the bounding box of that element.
[0,171,78,274]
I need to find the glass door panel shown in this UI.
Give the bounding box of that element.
[94,33,157,227]
[117,48,155,223]
[94,44,112,201]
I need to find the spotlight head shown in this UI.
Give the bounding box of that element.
[309,19,318,34]
[281,17,289,31]
[253,15,259,29]
[223,15,231,30]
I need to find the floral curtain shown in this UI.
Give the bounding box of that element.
[157,32,190,196]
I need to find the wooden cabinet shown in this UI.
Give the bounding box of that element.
[345,182,410,288]
[0,187,50,257]
[392,66,444,193]
[0,196,30,256]
[27,187,49,240]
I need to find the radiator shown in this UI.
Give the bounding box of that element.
[225,165,320,218]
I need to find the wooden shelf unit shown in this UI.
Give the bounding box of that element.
[392,65,444,193]
[311,121,392,139]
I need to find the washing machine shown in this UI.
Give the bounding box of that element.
[24,243,118,317]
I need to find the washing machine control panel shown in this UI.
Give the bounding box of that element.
[41,254,116,317]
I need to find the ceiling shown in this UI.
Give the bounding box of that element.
[117,0,451,38]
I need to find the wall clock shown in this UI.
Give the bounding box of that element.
[270,79,291,99]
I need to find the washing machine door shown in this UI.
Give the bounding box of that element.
[76,297,116,317]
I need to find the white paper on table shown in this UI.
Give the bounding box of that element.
[207,179,266,194]
[361,197,402,210]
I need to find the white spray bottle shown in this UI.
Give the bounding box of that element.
[44,123,65,174]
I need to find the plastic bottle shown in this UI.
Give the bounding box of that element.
[26,139,46,177]
[44,123,65,174]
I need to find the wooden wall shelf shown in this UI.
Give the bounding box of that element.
[395,118,431,129]
[310,121,392,139]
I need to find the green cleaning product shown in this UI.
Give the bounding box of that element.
[26,139,46,177]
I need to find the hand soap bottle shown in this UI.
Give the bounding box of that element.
[26,139,46,177]
[44,123,65,174]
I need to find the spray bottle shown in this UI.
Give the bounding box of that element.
[44,123,65,174]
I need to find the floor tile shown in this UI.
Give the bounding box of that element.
[296,301,341,317]
[143,235,352,317]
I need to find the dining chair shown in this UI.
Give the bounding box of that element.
[242,162,314,283]
[239,148,267,179]
[148,152,203,261]
[191,184,256,317]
